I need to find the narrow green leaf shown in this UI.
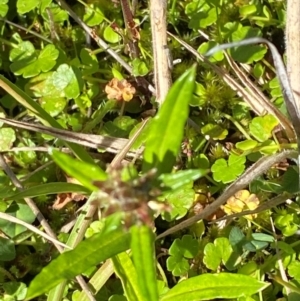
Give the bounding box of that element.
[5,182,90,200]
[112,252,144,301]
[160,273,269,301]
[131,225,159,301]
[143,66,196,174]
[26,230,131,300]
[50,149,107,190]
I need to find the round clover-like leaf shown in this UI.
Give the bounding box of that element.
[288,261,300,283]
[211,153,246,184]
[10,43,59,78]
[229,25,267,63]
[131,58,149,76]
[9,41,35,62]
[103,25,121,43]
[83,4,104,26]
[166,255,190,277]
[40,96,67,117]
[161,186,195,221]
[0,128,16,151]
[0,0,8,17]
[37,44,59,72]
[13,139,37,168]
[187,3,219,30]
[203,237,233,271]
[50,64,83,99]
[169,235,199,259]
[2,282,27,300]
[17,0,38,14]
[249,115,279,142]
[198,41,224,62]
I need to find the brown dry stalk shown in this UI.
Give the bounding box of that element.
[286,1,300,116]
[150,0,172,104]
[0,117,143,157]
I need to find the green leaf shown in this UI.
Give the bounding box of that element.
[0,202,36,238]
[251,233,274,243]
[0,127,16,151]
[109,296,127,301]
[50,64,83,99]
[5,182,90,200]
[26,229,131,300]
[229,226,246,253]
[211,153,246,184]
[203,237,233,271]
[243,240,268,252]
[80,48,99,76]
[236,140,258,151]
[131,58,149,76]
[50,149,107,191]
[143,65,196,174]
[112,252,144,301]
[2,282,27,300]
[187,3,219,30]
[198,41,224,62]
[101,116,138,138]
[243,233,274,252]
[158,169,208,191]
[169,235,199,259]
[40,0,52,12]
[161,186,195,221]
[239,5,257,17]
[201,123,228,140]
[166,235,199,277]
[0,0,8,17]
[281,167,299,193]
[274,213,299,237]
[288,261,300,282]
[1,46,93,164]
[83,4,104,26]
[17,0,39,14]
[10,44,59,78]
[103,25,121,43]
[160,273,269,301]
[0,237,16,261]
[12,139,37,167]
[130,225,159,301]
[37,44,59,72]
[40,96,67,117]
[228,26,267,63]
[166,255,190,277]
[249,115,279,142]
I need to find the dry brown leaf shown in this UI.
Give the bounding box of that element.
[105,78,136,102]
[52,176,86,210]
[53,192,86,210]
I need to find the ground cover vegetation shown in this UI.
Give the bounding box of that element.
[0,0,300,300]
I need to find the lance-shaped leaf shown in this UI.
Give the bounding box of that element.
[143,66,196,175]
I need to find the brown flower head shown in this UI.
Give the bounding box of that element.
[105,78,136,102]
